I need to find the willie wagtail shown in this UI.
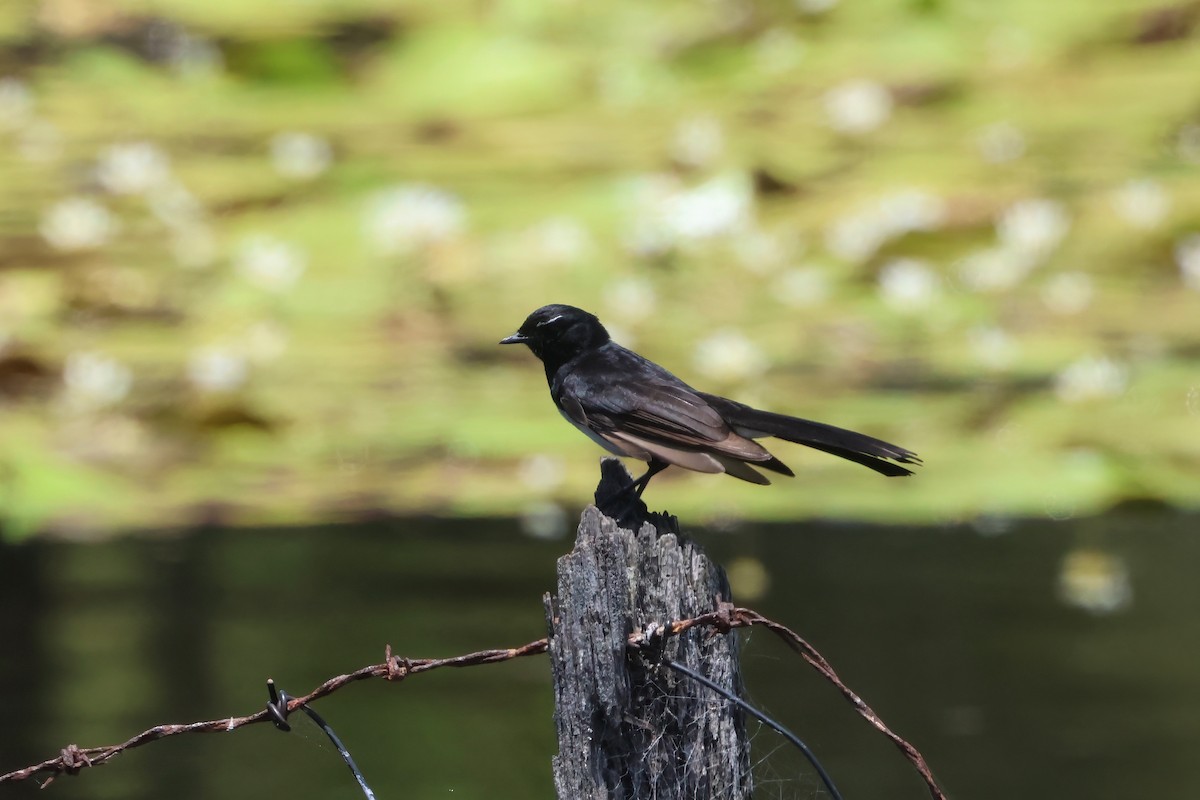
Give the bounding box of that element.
[501,304,920,496]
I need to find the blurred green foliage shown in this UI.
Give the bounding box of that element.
[1,0,1198,538]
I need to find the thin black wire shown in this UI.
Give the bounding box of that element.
[267,680,377,800]
[662,659,843,800]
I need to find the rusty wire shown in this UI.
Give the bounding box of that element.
[624,604,947,800]
[0,639,549,787]
[1,604,947,800]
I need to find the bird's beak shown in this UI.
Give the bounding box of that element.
[499,332,528,345]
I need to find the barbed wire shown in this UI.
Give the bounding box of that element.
[631,604,946,799]
[0,639,549,787]
[0,603,947,800]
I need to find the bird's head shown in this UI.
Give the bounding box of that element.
[500,304,610,363]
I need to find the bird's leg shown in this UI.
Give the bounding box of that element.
[627,460,669,498]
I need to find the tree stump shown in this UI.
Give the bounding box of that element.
[545,459,751,800]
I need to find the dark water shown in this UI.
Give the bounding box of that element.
[1,510,1197,799]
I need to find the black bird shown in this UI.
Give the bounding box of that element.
[500,304,920,496]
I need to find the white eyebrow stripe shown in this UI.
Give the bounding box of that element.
[537,314,564,327]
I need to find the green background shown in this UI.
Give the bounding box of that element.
[1,0,1198,537]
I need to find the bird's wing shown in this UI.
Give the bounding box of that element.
[559,347,772,462]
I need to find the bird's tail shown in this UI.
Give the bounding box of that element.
[698,393,921,477]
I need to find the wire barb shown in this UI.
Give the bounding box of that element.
[265,679,291,732]
[266,681,377,800]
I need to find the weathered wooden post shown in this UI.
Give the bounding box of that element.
[545,459,751,799]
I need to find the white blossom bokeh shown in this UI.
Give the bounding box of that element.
[62,352,132,411]
[234,235,306,292]
[1055,356,1128,404]
[879,258,941,313]
[997,198,1070,261]
[187,348,249,394]
[693,328,768,384]
[40,197,117,252]
[365,184,467,256]
[97,142,171,196]
[823,79,893,135]
[270,131,333,181]
[1175,234,1200,291]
